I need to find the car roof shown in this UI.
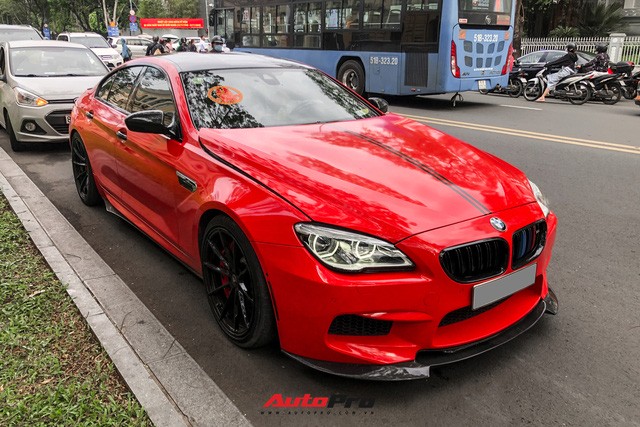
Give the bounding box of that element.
[61,32,104,37]
[7,40,88,49]
[0,24,38,29]
[138,52,311,72]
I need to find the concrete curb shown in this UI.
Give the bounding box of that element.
[0,146,251,427]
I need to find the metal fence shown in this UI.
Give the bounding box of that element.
[521,35,640,63]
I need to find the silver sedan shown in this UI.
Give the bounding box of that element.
[0,40,108,151]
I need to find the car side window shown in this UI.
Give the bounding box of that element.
[545,52,563,63]
[105,66,144,112]
[520,51,544,64]
[0,48,5,75]
[96,74,116,100]
[59,35,68,41]
[130,67,177,127]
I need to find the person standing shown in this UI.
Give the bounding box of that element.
[197,35,208,53]
[121,38,132,62]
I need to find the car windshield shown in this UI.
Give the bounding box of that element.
[182,67,379,129]
[0,28,42,41]
[70,36,110,49]
[10,47,108,77]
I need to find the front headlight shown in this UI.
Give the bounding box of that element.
[14,87,48,107]
[529,180,550,217]
[294,223,414,273]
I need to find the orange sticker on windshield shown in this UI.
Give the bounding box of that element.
[207,86,243,105]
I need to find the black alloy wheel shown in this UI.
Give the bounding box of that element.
[508,79,524,98]
[71,133,101,206]
[201,216,276,348]
[5,111,24,152]
[338,60,366,95]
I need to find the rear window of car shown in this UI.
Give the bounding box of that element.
[10,47,108,77]
[70,36,110,49]
[181,67,379,129]
[0,28,42,41]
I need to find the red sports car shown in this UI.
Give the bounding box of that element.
[70,53,558,380]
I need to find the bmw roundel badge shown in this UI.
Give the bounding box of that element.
[490,217,507,232]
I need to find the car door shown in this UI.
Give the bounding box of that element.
[114,66,185,251]
[83,66,144,201]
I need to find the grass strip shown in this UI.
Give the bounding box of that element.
[0,191,152,426]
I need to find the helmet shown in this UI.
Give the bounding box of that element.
[211,35,223,44]
[596,43,608,53]
[180,37,187,44]
[567,42,576,52]
[152,35,159,42]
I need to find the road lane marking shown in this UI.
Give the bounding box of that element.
[499,105,542,111]
[400,114,640,155]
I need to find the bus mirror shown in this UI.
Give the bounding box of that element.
[368,97,389,113]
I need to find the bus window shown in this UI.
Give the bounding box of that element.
[263,4,291,47]
[363,0,402,29]
[239,6,261,46]
[294,2,322,48]
[325,0,359,30]
[458,0,513,26]
[406,0,439,11]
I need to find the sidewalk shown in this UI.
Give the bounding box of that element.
[0,145,251,427]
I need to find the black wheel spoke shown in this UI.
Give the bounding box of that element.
[219,287,235,319]
[238,292,250,330]
[203,261,230,277]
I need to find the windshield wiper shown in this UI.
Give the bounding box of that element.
[15,74,49,77]
[60,73,88,77]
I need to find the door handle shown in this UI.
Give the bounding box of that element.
[116,130,127,141]
[85,111,94,119]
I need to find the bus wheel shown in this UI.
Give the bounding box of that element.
[338,60,365,95]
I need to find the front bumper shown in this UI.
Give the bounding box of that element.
[7,102,75,143]
[284,289,557,380]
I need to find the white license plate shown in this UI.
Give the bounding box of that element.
[65,115,71,124]
[478,80,487,90]
[472,264,537,310]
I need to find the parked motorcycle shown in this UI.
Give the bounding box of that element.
[609,61,639,100]
[584,71,623,105]
[479,69,528,97]
[523,67,591,105]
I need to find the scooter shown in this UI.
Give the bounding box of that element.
[523,67,591,105]
[609,61,639,100]
[479,69,528,98]
[584,72,623,105]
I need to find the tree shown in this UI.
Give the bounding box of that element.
[579,2,626,36]
[549,25,580,37]
[138,0,164,18]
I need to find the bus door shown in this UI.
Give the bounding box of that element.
[214,8,235,40]
[400,7,441,93]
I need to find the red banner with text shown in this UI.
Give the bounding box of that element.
[140,18,204,29]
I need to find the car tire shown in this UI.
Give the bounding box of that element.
[71,133,102,206]
[338,60,366,95]
[201,215,276,349]
[5,112,24,152]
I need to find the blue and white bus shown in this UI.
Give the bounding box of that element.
[212,0,516,97]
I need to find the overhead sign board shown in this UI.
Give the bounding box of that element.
[139,18,204,29]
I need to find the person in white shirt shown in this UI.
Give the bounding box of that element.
[197,35,208,53]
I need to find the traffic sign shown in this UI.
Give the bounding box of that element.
[129,15,137,23]
[129,22,138,32]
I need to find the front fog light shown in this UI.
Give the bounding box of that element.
[24,122,36,132]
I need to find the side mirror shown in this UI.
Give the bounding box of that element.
[111,43,117,49]
[125,110,175,137]
[368,97,389,113]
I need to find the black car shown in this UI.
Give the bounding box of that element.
[515,50,595,79]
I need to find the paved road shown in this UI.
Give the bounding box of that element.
[3,93,639,426]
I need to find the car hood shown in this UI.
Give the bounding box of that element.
[12,76,103,100]
[90,47,120,56]
[199,114,535,242]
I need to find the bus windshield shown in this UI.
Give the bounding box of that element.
[458,0,513,26]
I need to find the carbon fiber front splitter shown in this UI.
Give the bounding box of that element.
[283,288,558,381]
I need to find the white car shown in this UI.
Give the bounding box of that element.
[0,40,108,151]
[107,36,149,58]
[57,32,123,68]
